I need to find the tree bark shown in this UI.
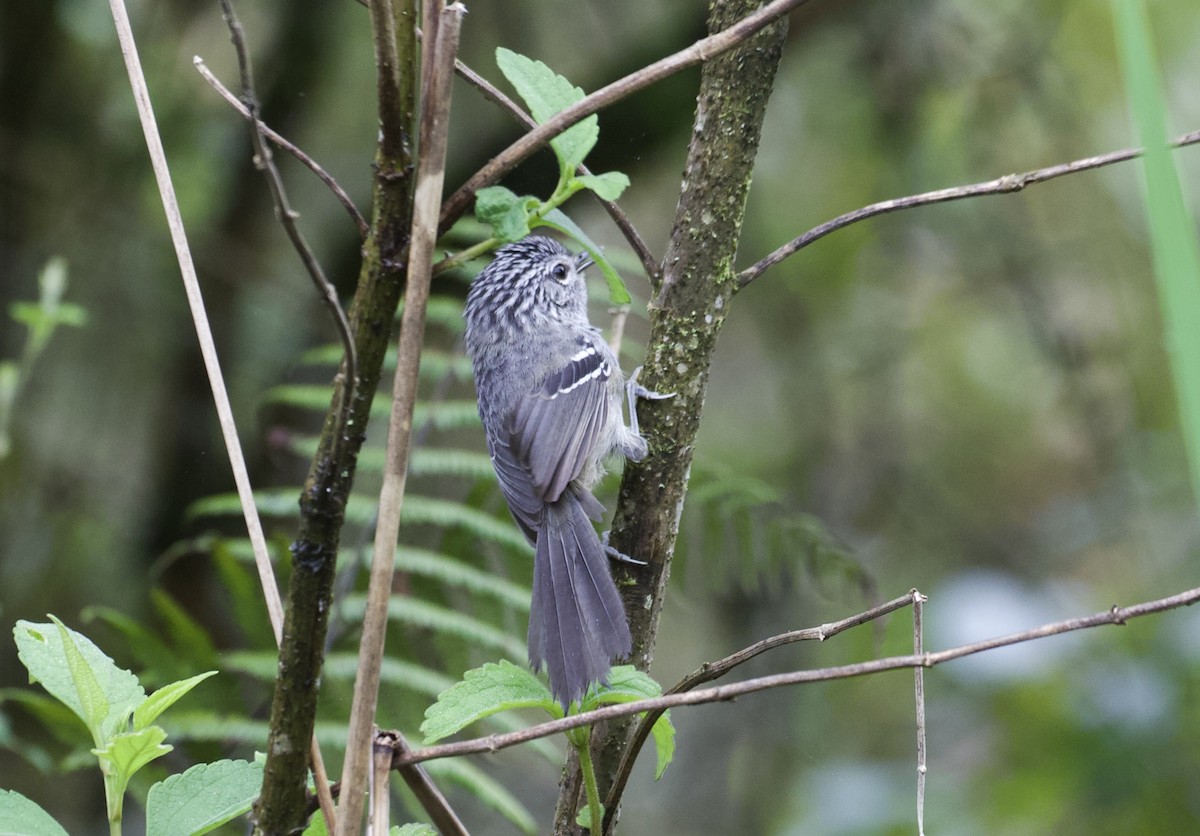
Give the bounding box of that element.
[552,1,788,832]
[252,1,420,831]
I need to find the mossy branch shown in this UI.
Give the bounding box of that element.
[550,1,790,831]
[252,0,421,831]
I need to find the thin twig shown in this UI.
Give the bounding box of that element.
[437,0,814,231]
[216,3,345,826]
[218,0,358,475]
[602,591,917,833]
[443,48,660,282]
[737,128,1200,288]
[106,0,286,641]
[369,731,391,836]
[393,582,1200,768]
[607,307,630,358]
[913,590,928,836]
[111,0,341,824]
[390,733,469,836]
[335,5,465,835]
[193,57,370,239]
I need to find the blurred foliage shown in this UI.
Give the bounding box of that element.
[3,0,1200,834]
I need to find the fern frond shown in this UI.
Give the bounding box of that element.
[424,759,538,835]
[393,547,529,611]
[340,595,528,662]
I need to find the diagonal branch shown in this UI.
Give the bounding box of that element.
[913,591,928,836]
[446,49,660,283]
[215,1,345,828]
[437,0,814,232]
[601,590,920,833]
[193,57,370,239]
[334,3,466,834]
[737,128,1200,288]
[217,0,358,470]
[391,581,1200,769]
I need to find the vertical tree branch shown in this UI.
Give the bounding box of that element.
[335,4,464,833]
[913,590,928,836]
[553,1,789,830]
[253,0,421,831]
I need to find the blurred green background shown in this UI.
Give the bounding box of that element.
[3,0,1200,833]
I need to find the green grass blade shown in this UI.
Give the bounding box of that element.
[1113,0,1200,505]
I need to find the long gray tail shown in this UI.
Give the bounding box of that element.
[529,487,632,707]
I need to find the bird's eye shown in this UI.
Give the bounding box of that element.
[551,263,570,282]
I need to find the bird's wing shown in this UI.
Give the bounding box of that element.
[504,340,612,505]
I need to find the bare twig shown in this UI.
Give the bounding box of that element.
[444,49,660,282]
[602,591,917,833]
[392,582,1200,768]
[216,3,345,826]
[369,732,391,836]
[105,0,285,643]
[607,307,630,358]
[737,128,1200,288]
[193,57,370,239]
[913,591,928,836]
[335,5,465,834]
[389,733,469,836]
[218,0,358,477]
[438,0,814,231]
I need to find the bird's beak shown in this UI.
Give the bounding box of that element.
[575,251,595,273]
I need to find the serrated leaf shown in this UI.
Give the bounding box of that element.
[14,618,146,745]
[496,48,598,174]
[145,758,264,836]
[93,725,171,800]
[133,671,217,731]
[475,186,535,242]
[421,660,557,743]
[536,210,631,304]
[572,172,629,201]
[0,788,68,836]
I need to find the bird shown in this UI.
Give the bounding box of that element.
[463,235,668,707]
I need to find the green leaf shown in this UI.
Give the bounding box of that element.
[391,826,437,836]
[576,802,605,830]
[421,660,558,743]
[14,618,146,745]
[0,789,69,836]
[496,48,598,174]
[93,725,172,801]
[536,209,631,304]
[586,667,676,779]
[303,810,329,836]
[145,758,264,836]
[648,711,676,780]
[1113,0,1200,508]
[572,172,630,202]
[133,671,217,731]
[475,185,535,242]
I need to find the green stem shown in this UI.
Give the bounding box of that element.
[433,235,498,274]
[577,730,602,833]
[103,772,122,836]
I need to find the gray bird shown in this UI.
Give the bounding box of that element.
[464,235,667,707]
